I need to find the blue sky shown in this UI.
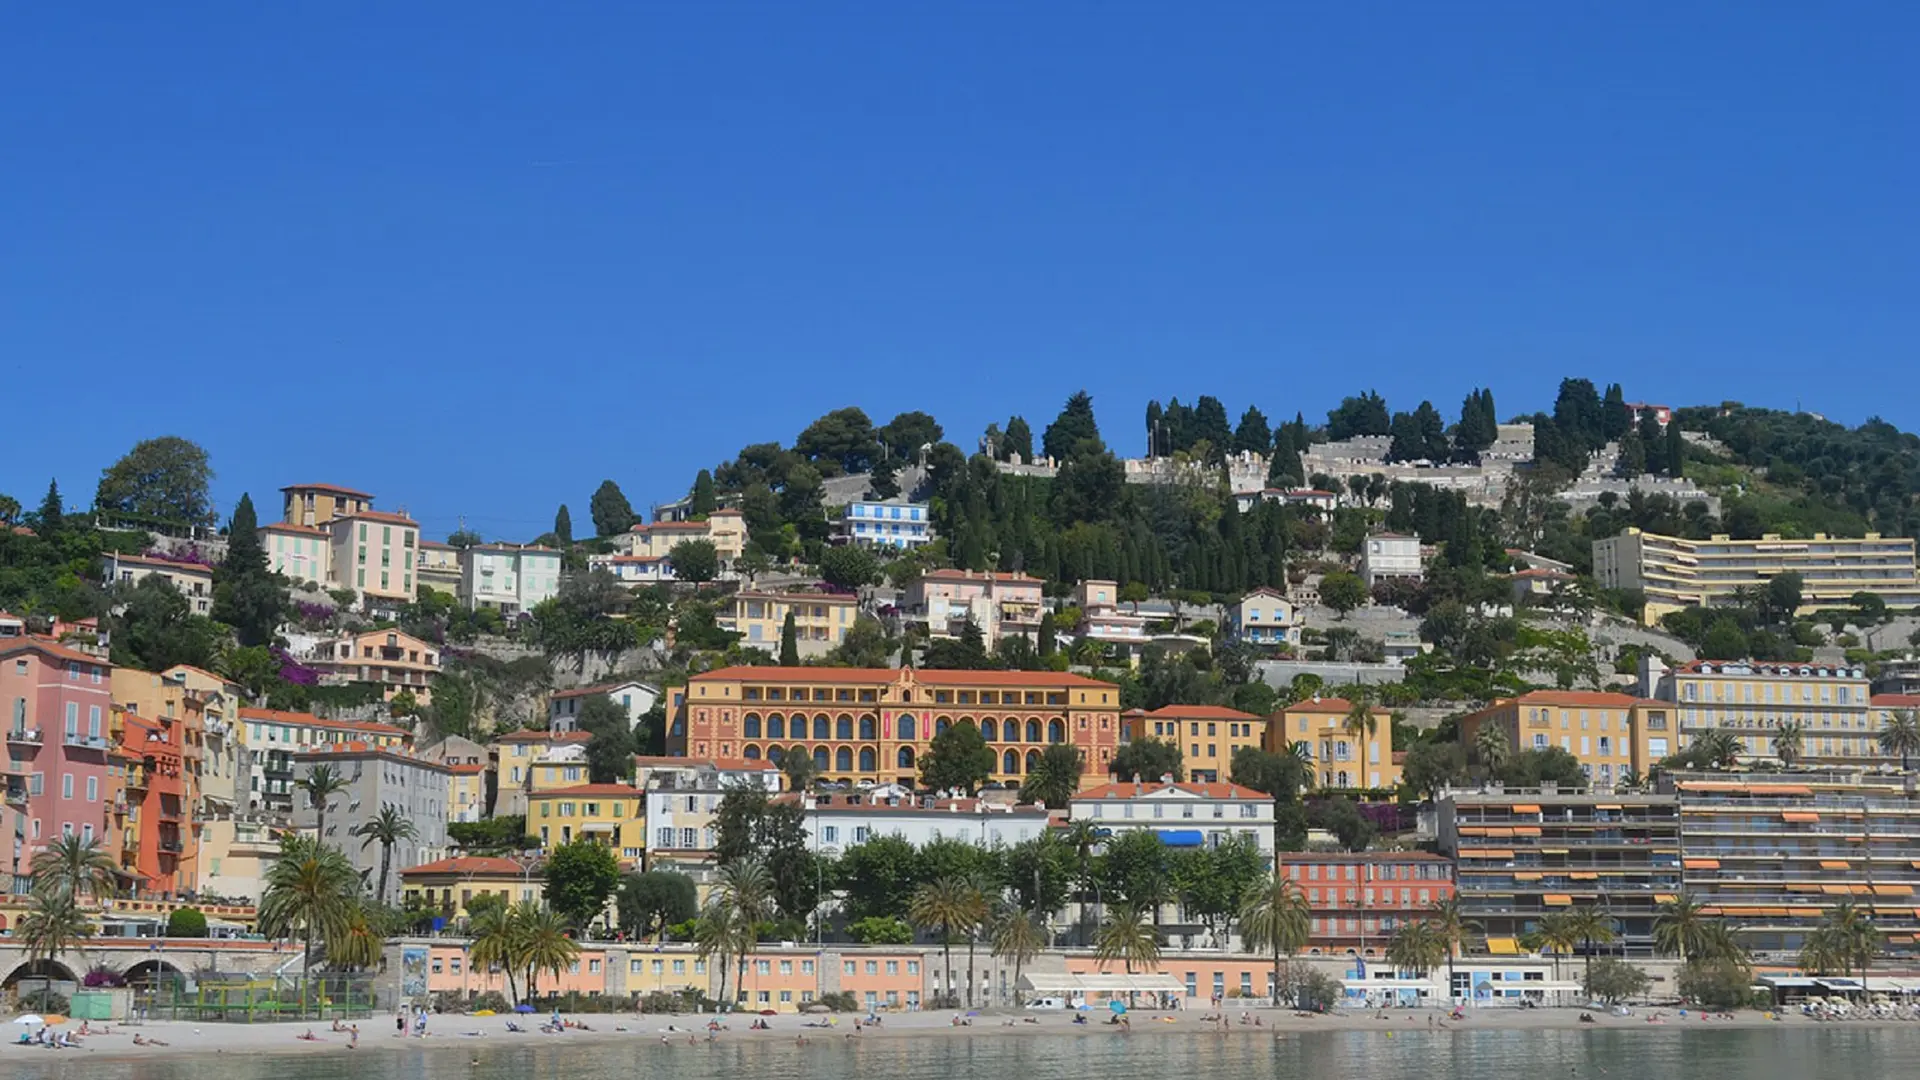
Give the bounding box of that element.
[4,4,1915,541]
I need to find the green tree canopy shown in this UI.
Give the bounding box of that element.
[669,538,720,583]
[543,840,622,928]
[94,436,216,527]
[1110,737,1183,782]
[212,492,286,648]
[1041,391,1102,462]
[617,870,699,940]
[590,480,638,537]
[919,721,996,794]
[819,544,880,591]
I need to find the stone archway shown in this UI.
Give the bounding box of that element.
[122,958,187,987]
[2,958,79,989]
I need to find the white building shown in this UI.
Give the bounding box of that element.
[797,790,1054,855]
[1360,534,1423,588]
[459,544,563,615]
[639,756,783,891]
[1068,779,1275,859]
[1231,488,1339,514]
[258,523,333,587]
[101,552,215,615]
[838,500,934,550]
[550,680,662,732]
[588,553,676,584]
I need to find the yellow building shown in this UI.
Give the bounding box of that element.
[1593,527,1920,625]
[726,590,858,652]
[1265,697,1400,791]
[612,508,746,563]
[281,482,375,528]
[196,813,285,902]
[1126,705,1266,783]
[401,855,543,920]
[306,628,441,704]
[528,783,646,862]
[416,539,462,597]
[1651,659,1878,765]
[1456,690,1668,787]
[328,510,421,605]
[489,729,594,817]
[448,762,487,823]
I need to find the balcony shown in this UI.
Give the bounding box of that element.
[63,732,111,752]
[4,784,27,807]
[7,727,43,745]
[158,838,185,854]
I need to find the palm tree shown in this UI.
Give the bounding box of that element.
[960,874,992,1008]
[1772,720,1805,768]
[296,763,351,848]
[1061,819,1103,941]
[779,752,817,793]
[1880,709,1920,771]
[468,901,522,1003]
[330,903,384,971]
[1093,905,1162,995]
[1428,896,1479,1003]
[515,902,581,998]
[1386,920,1447,977]
[1803,902,1880,990]
[694,900,737,1007]
[1238,873,1310,1006]
[1654,894,1712,962]
[1019,744,1085,809]
[910,876,987,1007]
[257,834,359,971]
[1692,729,1743,770]
[1564,906,1618,980]
[1341,691,1377,755]
[17,889,93,977]
[29,834,120,902]
[353,805,417,905]
[1531,912,1580,980]
[1694,921,1749,968]
[990,907,1047,1005]
[711,858,774,1009]
[1474,724,1510,772]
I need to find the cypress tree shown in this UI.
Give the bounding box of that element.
[779,611,799,666]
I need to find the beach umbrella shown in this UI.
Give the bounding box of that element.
[514,1003,537,1014]
[13,1015,44,1026]
[1108,1000,1127,1015]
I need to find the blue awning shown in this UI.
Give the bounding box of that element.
[1154,829,1204,847]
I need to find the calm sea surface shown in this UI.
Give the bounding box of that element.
[8,1027,1920,1080]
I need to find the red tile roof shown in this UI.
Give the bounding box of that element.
[335,509,418,527]
[1281,697,1361,714]
[917,569,1043,584]
[236,707,408,736]
[531,783,642,798]
[690,666,1116,690]
[1073,780,1268,801]
[0,636,106,666]
[915,670,1115,688]
[108,552,214,573]
[260,522,331,536]
[1142,704,1263,720]
[281,483,374,498]
[493,729,593,744]
[1873,694,1920,708]
[401,856,528,878]
[447,763,488,775]
[552,680,655,700]
[633,754,778,772]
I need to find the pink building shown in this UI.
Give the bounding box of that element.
[906,570,1044,640]
[2,638,116,884]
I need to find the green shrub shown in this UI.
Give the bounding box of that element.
[167,906,209,937]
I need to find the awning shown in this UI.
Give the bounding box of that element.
[1595,804,1623,811]
[1819,860,1851,870]
[1513,826,1542,836]
[1875,884,1915,896]
[1486,937,1520,955]
[1019,973,1186,994]
[1654,894,1678,903]
[1510,804,1542,814]
[1484,827,1515,837]
[1460,849,1516,859]
[1514,872,1543,881]
[1544,894,1574,906]
[1569,872,1598,880]
[1684,858,1720,869]
[580,822,618,833]
[1781,812,1819,822]
[1821,884,1853,894]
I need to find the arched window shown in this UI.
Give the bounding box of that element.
[1003,749,1019,775]
[767,714,786,740]
[1048,719,1065,744]
[1025,749,1041,772]
[813,715,831,740]
[1025,719,1042,743]
[897,747,916,769]
[859,715,877,741]
[767,746,785,764]
[836,715,853,741]
[898,715,917,741]
[744,745,761,760]
[981,718,998,741]
[743,714,761,739]
[835,746,853,771]
[812,746,829,770]
[935,718,951,736]
[859,747,877,772]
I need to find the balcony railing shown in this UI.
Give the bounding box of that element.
[7,727,43,745]
[63,733,111,751]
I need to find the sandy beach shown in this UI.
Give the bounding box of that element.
[10,1003,1916,1064]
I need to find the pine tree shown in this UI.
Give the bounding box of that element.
[35,480,63,538]
[213,493,286,648]
[779,611,799,666]
[1037,613,1057,657]
[1004,416,1034,463]
[1234,406,1272,456]
[554,504,573,546]
[1665,421,1686,479]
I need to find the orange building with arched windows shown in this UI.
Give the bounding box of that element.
[672,667,1122,789]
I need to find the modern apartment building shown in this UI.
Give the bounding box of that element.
[838,500,933,550]
[1668,771,1920,958]
[1126,704,1265,783]
[457,543,562,615]
[1437,787,1683,959]
[1225,587,1299,647]
[527,783,645,862]
[904,570,1044,641]
[725,590,858,654]
[1276,852,1455,957]
[2,638,115,883]
[292,742,450,904]
[1456,690,1669,787]
[327,510,421,607]
[1593,527,1920,624]
[1360,534,1423,588]
[1265,697,1400,791]
[674,666,1123,789]
[101,553,215,615]
[258,523,333,586]
[1642,657,1880,766]
[305,628,441,704]
[280,483,375,528]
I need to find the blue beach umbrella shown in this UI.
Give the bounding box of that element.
[515,1003,536,1013]
[1108,1000,1127,1015]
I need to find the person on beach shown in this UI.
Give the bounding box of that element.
[350,1025,360,1050]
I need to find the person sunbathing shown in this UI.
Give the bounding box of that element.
[298,1030,322,1041]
